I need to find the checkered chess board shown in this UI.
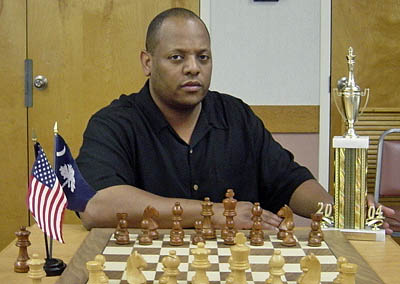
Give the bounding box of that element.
[102,232,338,284]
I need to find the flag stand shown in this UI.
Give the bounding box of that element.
[44,256,66,276]
[43,234,66,276]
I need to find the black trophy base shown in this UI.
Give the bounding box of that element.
[44,258,66,276]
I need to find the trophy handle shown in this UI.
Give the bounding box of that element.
[333,88,347,122]
[359,88,370,117]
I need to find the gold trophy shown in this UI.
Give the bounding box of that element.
[332,47,378,237]
[333,47,370,138]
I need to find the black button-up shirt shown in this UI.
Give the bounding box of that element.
[77,82,313,213]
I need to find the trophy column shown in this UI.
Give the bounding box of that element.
[333,136,368,229]
[333,47,370,231]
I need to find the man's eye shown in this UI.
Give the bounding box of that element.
[199,55,210,61]
[169,55,183,60]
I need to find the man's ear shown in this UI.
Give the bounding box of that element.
[140,50,152,77]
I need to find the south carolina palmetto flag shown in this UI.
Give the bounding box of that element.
[54,134,95,212]
[27,142,67,243]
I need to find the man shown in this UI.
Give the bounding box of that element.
[77,8,397,233]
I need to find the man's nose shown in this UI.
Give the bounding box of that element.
[183,56,200,75]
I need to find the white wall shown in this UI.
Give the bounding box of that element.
[204,0,321,105]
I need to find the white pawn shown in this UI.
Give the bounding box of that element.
[126,251,147,284]
[27,253,46,284]
[191,242,211,284]
[266,250,285,284]
[94,254,109,284]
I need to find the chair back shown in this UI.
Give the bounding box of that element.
[374,129,400,202]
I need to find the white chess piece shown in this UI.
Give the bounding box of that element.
[87,260,103,284]
[265,250,285,284]
[226,232,250,284]
[341,263,358,284]
[94,254,109,284]
[160,250,180,284]
[191,242,211,284]
[296,253,321,284]
[27,253,46,284]
[126,251,147,284]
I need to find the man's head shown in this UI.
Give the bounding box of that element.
[140,8,212,112]
[145,8,210,55]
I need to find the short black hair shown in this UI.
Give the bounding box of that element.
[145,7,210,54]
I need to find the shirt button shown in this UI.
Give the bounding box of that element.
[193,184,199,191]
[189,149,193,154]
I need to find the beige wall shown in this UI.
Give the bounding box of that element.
[273,133,319,180]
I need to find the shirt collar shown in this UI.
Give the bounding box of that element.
[135,80,228,134]
[135,81,169,133]
[201,92,229,130]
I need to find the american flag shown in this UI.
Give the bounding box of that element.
[27,142,67,243]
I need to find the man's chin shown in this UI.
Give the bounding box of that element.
[173,97,205,111]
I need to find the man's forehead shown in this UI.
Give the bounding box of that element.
[159,16,209,40]
[155,17,210,52]
[164,46,211,54]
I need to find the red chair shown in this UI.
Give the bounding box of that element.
[374,128,400,237]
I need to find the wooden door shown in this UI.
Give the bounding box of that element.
[27,0,199,224]
[0,0,28,251]
[0,0,198,251]
[330,0,400,192]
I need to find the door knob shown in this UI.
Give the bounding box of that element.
[33,75,48,90]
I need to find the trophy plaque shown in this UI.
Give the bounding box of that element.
[332,47,382,238]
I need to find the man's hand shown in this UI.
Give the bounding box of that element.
[213,201,282,231]
[367,194,399,235]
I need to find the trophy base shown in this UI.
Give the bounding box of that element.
[44,258,66,276]
[333,135,369,149]
[323,227,385,242]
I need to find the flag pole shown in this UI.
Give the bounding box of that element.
[50,122,59,259]
[31,131,51,261]
[42,121,66,276]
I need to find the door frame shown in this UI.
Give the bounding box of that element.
[319,0,331,189]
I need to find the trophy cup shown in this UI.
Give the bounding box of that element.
[333,47,370,138]
[332,47,383,240]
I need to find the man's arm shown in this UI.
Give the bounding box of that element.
[366,194,399,235]
[288,179,333,218]
[288,180,400,234]
[81,185,208,229]
[81,185,282,230]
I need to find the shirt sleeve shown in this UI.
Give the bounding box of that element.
[76,109,137,191]
[248,107,315,213]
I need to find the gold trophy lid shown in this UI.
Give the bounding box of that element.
[339,47,361,95]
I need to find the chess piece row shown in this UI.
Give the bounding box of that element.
[113,189,245,246]
[114,191,326,249]
[118,189,280,246]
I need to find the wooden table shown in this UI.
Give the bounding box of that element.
[1,224,400,283]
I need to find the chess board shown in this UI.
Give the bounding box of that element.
[56,229,383,284]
